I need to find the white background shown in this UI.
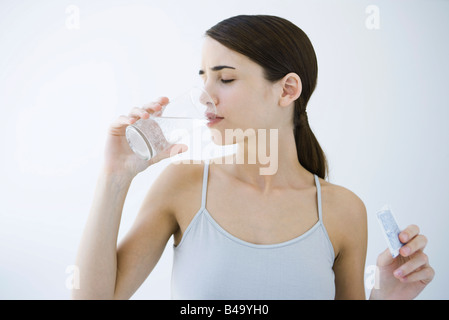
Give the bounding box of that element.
[0,0,448,299]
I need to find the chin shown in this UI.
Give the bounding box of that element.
[207,126,257,146]
[207,127,228,146]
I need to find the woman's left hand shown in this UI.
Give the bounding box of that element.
[370,224,435,300]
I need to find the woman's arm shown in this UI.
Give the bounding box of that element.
[72,98,185,299]
[73,170,133,299]
[112,164,183,299]
[323,185,368,300]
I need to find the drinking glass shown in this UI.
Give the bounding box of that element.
[125,87,217,160]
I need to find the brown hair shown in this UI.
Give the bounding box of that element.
[206,15,328,179]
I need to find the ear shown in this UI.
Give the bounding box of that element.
[279,73,302,107]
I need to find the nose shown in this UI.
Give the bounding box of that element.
[199,88,218,114]
[202,80,219,104]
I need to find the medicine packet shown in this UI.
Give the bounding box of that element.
[376,205,403,258]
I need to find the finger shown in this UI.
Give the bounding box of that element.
[108,115,135,135]
[394,251,429,278]
[142,102,161,113]
[110,115,134,129]
[156,96,169,106]
[399,224,420,243]
[147,144,188,165]
[128,107,150,120]
[159,144,188,159]
[399,266,435,284]
[142,97,169,113]
[168,144,188,156]
[377,248,395,267]
[400,234,428,257]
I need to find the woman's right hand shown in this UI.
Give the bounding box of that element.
[103,97,187,178]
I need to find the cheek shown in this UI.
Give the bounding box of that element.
[225,89,258,117]
[217,82,275,130]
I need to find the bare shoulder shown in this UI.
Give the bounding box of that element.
[156,161,205,190]
[149,161,206,212]
[318,178,368,256]
[319,179,367,219]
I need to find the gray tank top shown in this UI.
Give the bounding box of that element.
[171,161,335,299]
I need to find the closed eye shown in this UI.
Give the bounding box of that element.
[221,79,234,84]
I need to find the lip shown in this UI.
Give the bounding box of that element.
[205,112,218,119]
[206,115,224,127]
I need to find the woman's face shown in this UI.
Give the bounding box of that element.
[200,37,286,145]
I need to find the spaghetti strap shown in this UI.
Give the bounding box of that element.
[314,174,323,221]
[200,160,210,209]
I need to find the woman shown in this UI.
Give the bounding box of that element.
[73,15,434,299]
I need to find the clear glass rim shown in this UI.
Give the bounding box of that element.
[125,125,154,160]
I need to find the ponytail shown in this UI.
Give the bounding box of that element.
[293,100,328,179]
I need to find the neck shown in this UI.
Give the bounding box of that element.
[231,127,312,193]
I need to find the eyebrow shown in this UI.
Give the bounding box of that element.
[198,65,236,75]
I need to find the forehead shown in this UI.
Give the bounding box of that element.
[201,37,261,73]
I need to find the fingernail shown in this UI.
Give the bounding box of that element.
[401,246,411,256]
[400,232,409,242]
[394,269,403,278]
